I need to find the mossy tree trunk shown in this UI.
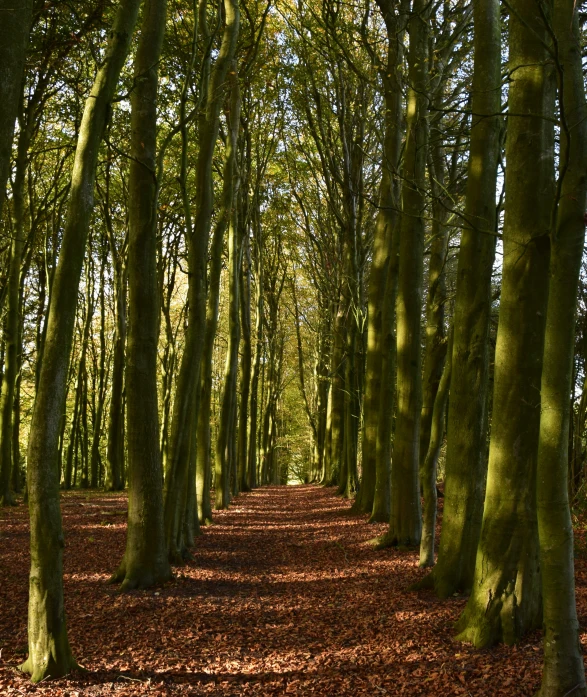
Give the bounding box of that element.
[369,0,406,524]
[419,0,501,599]
[110,0,171,591]
[455,0,554,646]
[379,0,428,548]
[358,0,403,517]
[20,0,140,680]
[536,2,587,694]
[419,145,448,487]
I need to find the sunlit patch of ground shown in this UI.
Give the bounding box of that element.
[0,484,562,695]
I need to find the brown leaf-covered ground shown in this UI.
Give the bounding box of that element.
[1,485,585,695]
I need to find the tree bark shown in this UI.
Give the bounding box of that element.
[164,0,240,555]
[110,0,171,591]
[455,0,554,646]
[214,67,241,510]
[0,0,32,216]
[419,327,452,567]
[418,0,501,599]
[19,0,140,680]
[536,3,587,694]
[380,0,428,547]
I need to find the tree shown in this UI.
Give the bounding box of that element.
[111,0,172,590]
[19,0,141,679]
[417,0,501,598]
[455,0,554,646]
[0,0,32,216]
[536,1,587,693]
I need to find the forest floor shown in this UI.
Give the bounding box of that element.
[1,485,585,696]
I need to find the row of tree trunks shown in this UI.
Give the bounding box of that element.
[455,0,554,647]
[164,0,240,561]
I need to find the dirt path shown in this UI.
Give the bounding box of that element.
[0,485,554,695]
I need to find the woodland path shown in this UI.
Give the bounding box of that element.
[0,485,565,696]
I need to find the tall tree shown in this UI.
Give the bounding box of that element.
[417,0,501,598]
[377,0,429,548]
[19,0,141,680]
[0,0,32,215]
[164,0,240,559]
[536,1,587,693]
[455,0,554,646]
[111,0,171,590]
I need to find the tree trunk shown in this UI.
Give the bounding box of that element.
[0,0,32,216]
[19,0,140,681]
[455,0,554,646]
[0,118,28,505]
[419,327,452,567]
[419,146,448,485]
[110,0,171,591]
[381,0,428,547]
[90,249,107,488]
[214,68,241,510]
[536,3,587,694]
[237,223,252,492]
[419,0,501,599]
[247,227,264,489]
[164,0,240,553]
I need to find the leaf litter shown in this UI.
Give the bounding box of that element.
[0,484,583,695]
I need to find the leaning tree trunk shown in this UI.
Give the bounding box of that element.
[110,0,171,591]
[417,0,501,599]
[19,0,140,681]
[455,0,554,647]
[536,2,587,694]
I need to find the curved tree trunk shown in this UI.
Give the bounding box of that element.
[20,0,140,681]
[164,0,240,558]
